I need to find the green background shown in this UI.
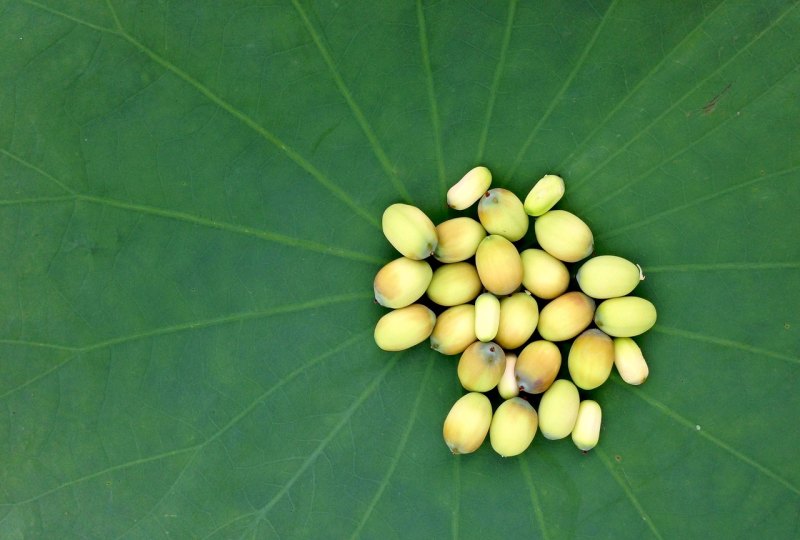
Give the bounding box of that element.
[1,0,798,538]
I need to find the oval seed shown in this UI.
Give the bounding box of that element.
[594,297,657,337]
[434,217,487,263]
[520,248,570,300]
[477,188,529,241]
[537,291,595,342]
[534,210,593,263]
[571,400,602,451]
[382,203,438,260]
[443,392,493,454]
[426,262,482,307]
[524,174,565,217]
[475,292,501,342]
[429,304,476,355]
[576,255,643,299]
[374,304,436,351]
[538,379,580,440]
[567,329,614,390]
[489,398,538,457]
[515,340,561,394]
[494,292,539,350]
[457,341,505,392]
[475,235,523,295]
[447,166,492,210]
[613,337,649,385]
[374,257,432,309]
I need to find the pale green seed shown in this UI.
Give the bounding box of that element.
[374,304,436,351]
[576,255,643,299]
[478,188,529,241]
[489,397,538,457]
[571,400,602,451]
[594,297,657,337]
[524,174,564,216]
[538,379,580,440]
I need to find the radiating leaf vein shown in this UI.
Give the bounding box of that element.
[508,0,619,177]
[613,379,800,496]
[291,0,412,204]
[596,446,664,539]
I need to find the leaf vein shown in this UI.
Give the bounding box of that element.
[475,0,518,163]
[291,0,412,203]
[416,0,447,198]
[613,379,800,496]
[596,446,664,539]
[569,1,799,191]
[508,0,619,177]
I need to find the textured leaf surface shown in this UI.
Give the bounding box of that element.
[1,0,799,538]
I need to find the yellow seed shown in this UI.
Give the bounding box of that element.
[426,262,482,307]
[538,379,580,440]
[457,341,506,392]
[430,304,476,355]
[576,255,643,299]
[515,340,561,394]
[497,353,519,399]
[477,188,529,241]
[494,292,539,350]
[382,203,438,260]
[520,248,570,300]
[374,304,436,351]
[524,174,565,217]
[489,397,538,457]
[475,235,523,295]
[594,297,657,337]
[443,392,493,454]
[537,291,595,342]
[447,166,492,210]
[475,292,501,342]
[534,210,593,263]
[434,217,487,263]
[567,329,614,390]
[613,337,649,385]
[571,400,602,451]
[374,257,433,309]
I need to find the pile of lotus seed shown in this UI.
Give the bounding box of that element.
[373,167,656,457]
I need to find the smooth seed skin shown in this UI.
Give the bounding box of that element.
[613,337,649,385]
[524,174,565,217]
[571,400,602,451]
[443,392,493,454]
[567,329,614,390]
[497,354,519,399]
[520,248,570,300]
[534,210,594,263]
[537,291,595,342]
[374,304,436,351]
[434,217,487,263]
[494,292,539,350]
[475,293,501,342]
[515,340,561,394]
[477,188,529,241]
[426,262,482,307]
[538,379,580,440]
[594,297,657,337]
[475,235,523,295]
[489,398,538,457]
[382,203,438,260]
[374,257,433,309]
[457,341,506,392]
[430,304,476,355]
[577,255,642,299]
[448,166,492,210]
